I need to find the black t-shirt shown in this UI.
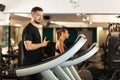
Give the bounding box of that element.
[22,23,42,66]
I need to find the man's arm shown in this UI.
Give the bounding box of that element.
[24,40,43,50]
[24,37,49,51]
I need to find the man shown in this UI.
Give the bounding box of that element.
[21,6,49,80]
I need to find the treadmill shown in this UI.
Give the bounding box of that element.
[15,34,87,80]
[52,43,99,80]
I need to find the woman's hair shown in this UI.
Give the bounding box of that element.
[56,30,61,40]
[56,27,67,40]
[60,27,67,33]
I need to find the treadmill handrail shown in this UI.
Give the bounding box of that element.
[73,43,99,58]
[60,43,99,67]
[16,34,85,68]
[15,34,87,77]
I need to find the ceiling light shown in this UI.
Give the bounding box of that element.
[98,27,103,31]
[70,0,78,3]
[82,18,86,21]
[50,21,55,24]
[87,16,90,20]
[14,24,22,27]
[89,22,92,24]
[69,0,79,8]
[76,13,81,16]
[14,13,30,18]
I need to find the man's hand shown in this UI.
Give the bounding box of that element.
[42,37,50,47]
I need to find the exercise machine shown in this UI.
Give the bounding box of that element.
[15,34,87,80]
[52,43,99,80]
[102,23,120,79]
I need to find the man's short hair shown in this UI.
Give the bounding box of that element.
[31,6,43,13]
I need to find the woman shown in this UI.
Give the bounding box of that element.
[55,27,69,56]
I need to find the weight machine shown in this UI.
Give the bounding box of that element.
[103,23,120,80]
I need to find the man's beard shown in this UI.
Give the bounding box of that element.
[34,20,41,24]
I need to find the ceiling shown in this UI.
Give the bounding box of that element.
[7,13,120,28]
[2,0,120,14]
[1,0,120,27]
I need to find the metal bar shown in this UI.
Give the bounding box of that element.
[63,67,75,80]
[41,69,58,80]
[69,66,81,80]
[52,65,71,80]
